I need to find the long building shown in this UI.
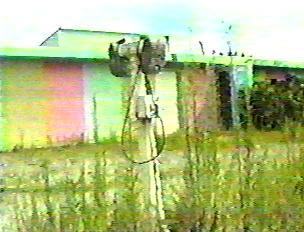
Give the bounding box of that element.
[0,28,303,151]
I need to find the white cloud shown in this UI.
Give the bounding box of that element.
[1,0,304,60]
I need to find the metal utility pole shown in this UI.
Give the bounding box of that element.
[109,36,169,232]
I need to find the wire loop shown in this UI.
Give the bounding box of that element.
[121,72,166,165]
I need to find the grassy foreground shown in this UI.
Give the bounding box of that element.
[1,128,304,231]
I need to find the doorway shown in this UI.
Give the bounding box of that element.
[216,71,233,130]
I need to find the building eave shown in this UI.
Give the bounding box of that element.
[0,46,108,61]
[1,46,304,69]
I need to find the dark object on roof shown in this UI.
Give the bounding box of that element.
[199,41,205,55]
[116,38,126,45]
[164,36,170,47]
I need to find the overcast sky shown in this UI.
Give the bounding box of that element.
[1,0,304,61]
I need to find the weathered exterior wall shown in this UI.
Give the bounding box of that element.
[43,61,85,145]
[155,70,179,134]
[179,65,219,132]
[1,60,49,150]
[178,64,253,131]
[0,58,181,151]
[0,55,255,151]
[0,60,86,150]
[82,62,125,141]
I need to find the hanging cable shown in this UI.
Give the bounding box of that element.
[116,36,167,165]
[121,72,166,165]
[145,74,166,156]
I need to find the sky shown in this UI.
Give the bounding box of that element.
[1,0,304,61]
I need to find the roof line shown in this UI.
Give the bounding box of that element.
[39,27,61,46]
[58,27,142,36]
[40,27,170,46]
[2,46,304,68]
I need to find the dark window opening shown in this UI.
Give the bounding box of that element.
[217,71,233,130]
[270,79,277,85]
[238,89,248,130]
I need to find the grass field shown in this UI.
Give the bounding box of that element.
[1,128,304,231]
